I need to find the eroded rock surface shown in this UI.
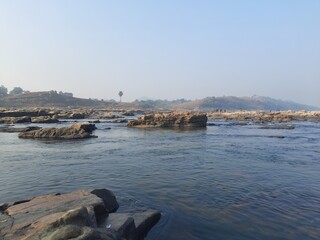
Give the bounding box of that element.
[127,112,207,128]
[18,122,96,139]
[0,189,160,240]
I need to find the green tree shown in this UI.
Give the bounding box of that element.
[118,91,123,102]
[9,87,24,95]
[0,85,8,96]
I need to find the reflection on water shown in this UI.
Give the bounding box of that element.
[0,121,319,240]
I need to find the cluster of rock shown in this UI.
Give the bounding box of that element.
[127,112,207,128]
[0,116,32,124]
[207,110,320,123]
[18,122,97,139]
[0,109,49,118]
[0,189,161,240]
[0,109,139,125]
[0,109,59,124]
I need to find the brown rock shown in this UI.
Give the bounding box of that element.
[70,112,86,119]
[127,112,207,128]
[31,116,59,123]
[0,110,49,118]
[0,189,160,240]
[0,116,31,124]
[18,122,96,139]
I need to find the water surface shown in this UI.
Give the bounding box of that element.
[0,121,319,239]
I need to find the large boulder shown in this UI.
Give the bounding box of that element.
[18,122,97,139]
[0,189,160,240]
[127,112,207,128]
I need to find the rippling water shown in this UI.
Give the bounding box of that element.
[0,120,319,240]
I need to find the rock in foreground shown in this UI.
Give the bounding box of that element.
[18,122,97,139]
[0,189,161,240]
[127,112,207,128]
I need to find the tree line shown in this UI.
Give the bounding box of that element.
[0,85,74,98]
[0,85,24,96]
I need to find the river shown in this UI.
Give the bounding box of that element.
[0,120,319,239]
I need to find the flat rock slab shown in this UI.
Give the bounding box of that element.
[0,189,160,240]
[0,110,49,118]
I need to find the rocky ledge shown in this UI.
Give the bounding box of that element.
[0,126,41,133]
[127,112,207,128]
[0,189,161,240]
[18,122,96,139]
[207,110,320,123]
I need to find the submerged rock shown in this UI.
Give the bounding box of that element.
[18,122,97,139]
[0,189,160,240]
[127,112,207,128]
[259,125,295,129]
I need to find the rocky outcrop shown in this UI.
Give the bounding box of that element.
[111,119,128,123]
[0,188,161,240]
[91,113,124,119]
[122,111,135,116]
[70,112,86,119]
[31,116,59,123]
[127,112,207,128]
[0,116,31,124]
[207,110,320,123]
[18,122,97,139]
[0,109,49,118]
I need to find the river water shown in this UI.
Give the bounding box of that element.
[0,120,319,240]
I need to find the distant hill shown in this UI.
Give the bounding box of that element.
[0,91,317,111]
[0,91,110,108]
[171,96,318,111]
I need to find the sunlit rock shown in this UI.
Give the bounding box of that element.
[127,112,207,128]
[18,122,97,139]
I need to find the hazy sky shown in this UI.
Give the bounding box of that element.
[0,1,319,106]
